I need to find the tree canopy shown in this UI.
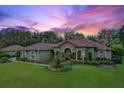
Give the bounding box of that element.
[64,31,85,40]
[0,28,63,47]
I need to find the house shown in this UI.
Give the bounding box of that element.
[1,45,24,60]
[20,39,112,63]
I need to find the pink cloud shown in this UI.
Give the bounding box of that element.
[61,6,124,35]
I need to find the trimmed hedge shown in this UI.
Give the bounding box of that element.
[0,57,10,63]
[47,64,72,72]
[48,57,73,72]
[87,60,113,65]
[0,53,10,59]
[0,51,11,63]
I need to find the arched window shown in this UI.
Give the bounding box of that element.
[64,48,71,59]
[64,48,71,55]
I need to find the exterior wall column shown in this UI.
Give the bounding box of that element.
[54,48,60,58]
[54,50,57,58]
[29,51,32,62]
[75,50,78,61]
[81,48,85,62]
[37,51,39,62]
[21,51,23,58]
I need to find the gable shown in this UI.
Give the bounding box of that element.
[56,41,76,48]
[58,42,76,52]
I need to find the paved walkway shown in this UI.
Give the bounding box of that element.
[16,61,49,67]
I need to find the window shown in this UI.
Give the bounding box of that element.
[64,48,71,55]
[77,50,82,60]
[88,52,92,61]
[31,51,35,59]
[64,48,71,59]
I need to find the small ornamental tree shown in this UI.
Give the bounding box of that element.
[51,55,62,68]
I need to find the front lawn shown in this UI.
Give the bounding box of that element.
[0,62,124,88]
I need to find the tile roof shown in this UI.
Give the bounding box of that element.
[2,39,111,51]
[1,45,24,52]
[23,43,56,51]
[55,39,111,50]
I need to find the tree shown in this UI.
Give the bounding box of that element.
[109,39,124,56]
[97,29,117,42]
[87,35,97,42]
[118,25,124,47]
[42,31,63,43]
[0,27,63,47]
[112,44,124,56]
[64,32,84,40]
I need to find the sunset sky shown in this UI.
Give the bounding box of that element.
[0,5,124,35]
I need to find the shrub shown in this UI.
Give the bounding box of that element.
[60,65,72,72]
[87,60,113,65]
[122,56,124,64]
[48,55,72,72]
[62,61,70,65]
[47,64,72,72]
[96,61,100,65]
[101,60,113,64]
[86,60,89,64]
[68,58,75,65]
[0,57,10,63]
[0,53,10,59]
[19,57,28,61]
[41,58,53,64]
[88,61,99,65]
[50,56,62,68]
[93,61,100,65]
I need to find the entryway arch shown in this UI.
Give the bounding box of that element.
[64,48,71,54]
[64,48,72,59]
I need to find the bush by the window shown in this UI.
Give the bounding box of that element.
[0,57,10,63]
[19,57,28,62]
[50,56,62,68]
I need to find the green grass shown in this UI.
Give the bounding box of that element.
[0,62,124,88]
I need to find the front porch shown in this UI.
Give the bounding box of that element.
[54,47,94,63]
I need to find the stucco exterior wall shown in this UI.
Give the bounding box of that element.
[4,51,16,57]
[21,50,52,62]
[95,50,112,59]
[38,51,52,62]
[87,48,95,60]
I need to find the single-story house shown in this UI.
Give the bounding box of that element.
[20,39,112,63]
